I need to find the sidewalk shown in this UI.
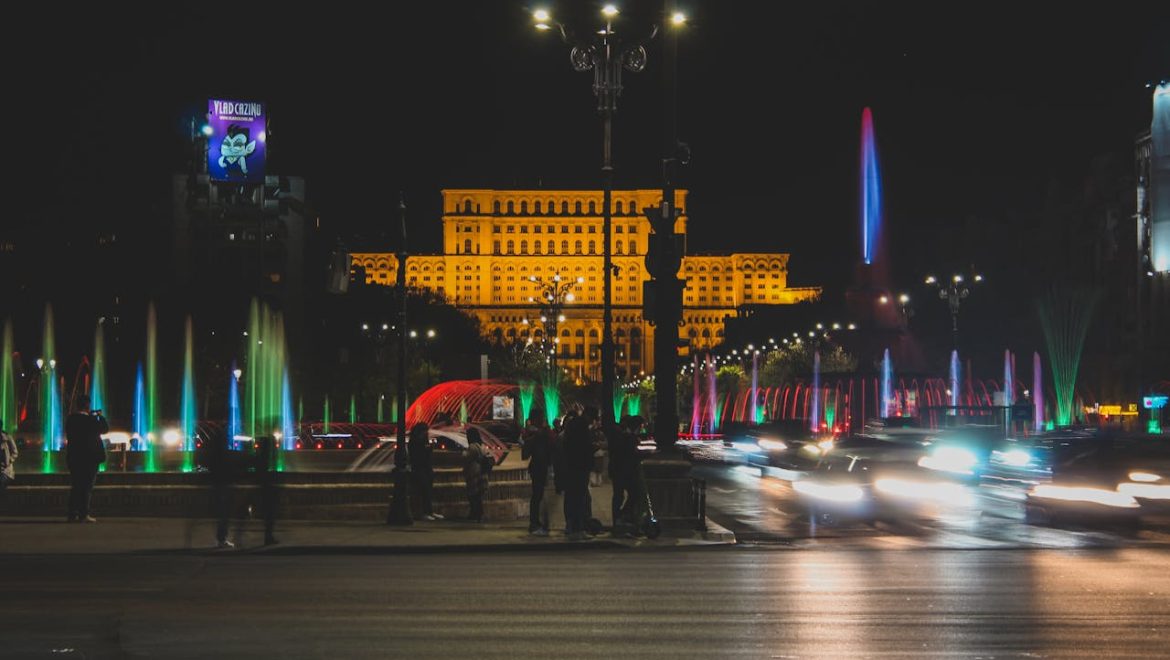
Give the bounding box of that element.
[0,515,734,555]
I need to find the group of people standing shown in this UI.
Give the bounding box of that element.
[521,406,645,540]
[403,408,645,539]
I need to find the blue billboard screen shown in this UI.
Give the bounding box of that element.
[207,99,266,183]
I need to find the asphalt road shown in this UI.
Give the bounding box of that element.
[6,548,1170,658]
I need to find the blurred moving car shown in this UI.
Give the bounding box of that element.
[1024,435,1170,529]
[914,424,1003,482]
[734,420,840,473]
[792,454,975,526]
[347,423,509,472]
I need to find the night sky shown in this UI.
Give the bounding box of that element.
[8,2,1169,300]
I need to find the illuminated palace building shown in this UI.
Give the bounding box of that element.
[352,190,821,380]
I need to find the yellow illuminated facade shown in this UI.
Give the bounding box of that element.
[352,189,820,381]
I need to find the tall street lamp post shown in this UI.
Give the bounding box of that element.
[533,5,658,434]
[388,194,412,526]
[647,3,688,449]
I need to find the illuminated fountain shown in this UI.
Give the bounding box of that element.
[323,395,331,434]
[1033,352,1044,432]
[690,354,700,436]
[518,380,536,423]
[880,349,893,417]
[1002,350,1015,407]
[40,305,62,472]
[541,373,560,425]
[1,320,15,436]
[280,370,295,454]
[91,320,106,418]
[751,351,761,425]
[241,299,293,463]
[809,350,821,432]
[626,391,641,417]
[1038,287,1099,426]
[707,354,717,434]
[145,302,158,471]
[228,363,242,448]
[949,350,960,410]
[349,394,357,424]
[180,316,197,471]
[133,363,147,459]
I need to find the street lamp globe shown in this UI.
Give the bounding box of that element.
[602,4,619,18]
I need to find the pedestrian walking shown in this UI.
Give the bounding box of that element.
[462,426,492,522]
[254,435,279,546]
[208,430,235,549]
[64,395,107,523]
[0,420,18,501]
[521,415,554,535]
[408,422,442,520]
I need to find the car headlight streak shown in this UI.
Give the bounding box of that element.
[1030,484,1139,508]
[793,480,865,503]
[918,446,978,475]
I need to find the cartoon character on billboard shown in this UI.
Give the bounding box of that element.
[218,125,257,175]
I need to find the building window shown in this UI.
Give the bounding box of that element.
[493,241,501,254]
[628,239,636,254]
[575,201,582,214]
[561,240,569,253]
[588,225,596,233]
[534,226,542,234]
[534,242,542,255]
[520,240,528,254]
[615,242,623,255]
[575,240,583,254]
[575,225,583,233]
[463,239,471,254]
[506,240,515,254]
[548,240,556,254]
[616,225,623,234]
[616,201,624,215]
[507,201,515,214]
[629,225,637,233]
[588,240,596,254]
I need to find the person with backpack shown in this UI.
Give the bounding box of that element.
[64,395,108,523]
[0,419,18,499]
[610,415,644,533]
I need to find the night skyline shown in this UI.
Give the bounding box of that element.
[6,2,1168,301]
